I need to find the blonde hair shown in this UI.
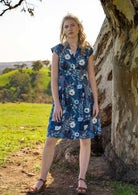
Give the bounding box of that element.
[60,14,91,54]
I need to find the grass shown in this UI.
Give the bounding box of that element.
[85,174,138,194]
[34,164,41,171]
[110,181,138,195]
[0,102,52,165]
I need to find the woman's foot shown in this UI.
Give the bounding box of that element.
[77,178,87,194]
[29,178,46,193]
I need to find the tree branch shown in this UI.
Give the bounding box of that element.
[0,0,24,16]
[0,0,41,16]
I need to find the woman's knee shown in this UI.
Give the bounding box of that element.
[80,138,91,146]
[45,137,58,147]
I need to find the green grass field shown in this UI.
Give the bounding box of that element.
[0,102,52,165]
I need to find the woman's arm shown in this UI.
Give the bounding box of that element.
[51,52,62,122]
[51,52,60,105]
[87,54,99,117]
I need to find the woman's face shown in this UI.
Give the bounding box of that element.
[63,19,79,40]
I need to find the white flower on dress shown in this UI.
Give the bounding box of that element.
[55,126,61,130]
[77,84,82,89]
[78,117,83,121]
[59,86,61,90]
[79,59,85,66]
[84,125,88,130]
[69,89,75,96]
[92,117,97,124]
[97,127,101,131]
[74,100,79,104]
[75,132,79,137]
[70,121,76,128]
[84,108,90,113]
[63,110,66,114]
[71,64,75,69]
[65,54,71,60]
[68,49,73,55]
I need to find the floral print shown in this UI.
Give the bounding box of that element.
[47,43,102,139]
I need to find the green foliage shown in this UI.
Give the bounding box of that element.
[2,68,15,74]
[9,71,31,98]
[48,71,51,77]
[29,71,38,86]
[0,67,52,103]
[14,63,27,72]
[42,60,50,66]
[45,80,52,96]
[32,60,43,71]
[0,69,18,88]
[1,88,17,102]
[48,64,51,71]
[0,103,52,165]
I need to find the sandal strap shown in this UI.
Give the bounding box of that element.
[78,187,87,190]
[78,177,86,182]
[30,186,38,193]
[38,178,46,184]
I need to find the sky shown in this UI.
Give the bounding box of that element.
[0,0,105,62]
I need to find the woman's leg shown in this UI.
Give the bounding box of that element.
[78,138,91,191]
[34,137,58,189]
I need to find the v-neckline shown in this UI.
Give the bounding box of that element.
[68,44,78,57]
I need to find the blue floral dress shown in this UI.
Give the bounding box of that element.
[46,43,102,139]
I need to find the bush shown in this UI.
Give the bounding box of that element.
[32,60,43,71]
[2,68,15,74]
[45,81,52,96]
[9,71,31,99]
[0,88,16,102]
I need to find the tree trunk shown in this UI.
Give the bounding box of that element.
[93,18,113,150]
[100,0,138,182]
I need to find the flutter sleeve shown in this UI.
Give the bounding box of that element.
[51,44,62,56]
[87,46,93,57]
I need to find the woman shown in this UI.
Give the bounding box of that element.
[29,14,101,194]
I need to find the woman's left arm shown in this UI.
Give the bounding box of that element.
[87,53,99,117]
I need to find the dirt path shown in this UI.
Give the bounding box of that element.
[0,142,114,195]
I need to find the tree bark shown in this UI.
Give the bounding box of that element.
[100,0,138,182]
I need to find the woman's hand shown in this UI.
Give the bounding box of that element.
[92,102,99,118]
[53,103,63,122]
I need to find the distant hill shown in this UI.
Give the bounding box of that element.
[0,67,52,103]
[0,61,34,75]
[0,67,51,89]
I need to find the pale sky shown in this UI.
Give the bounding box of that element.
[0,0,105,62]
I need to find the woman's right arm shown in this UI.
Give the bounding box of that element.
[51,52,62,122]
